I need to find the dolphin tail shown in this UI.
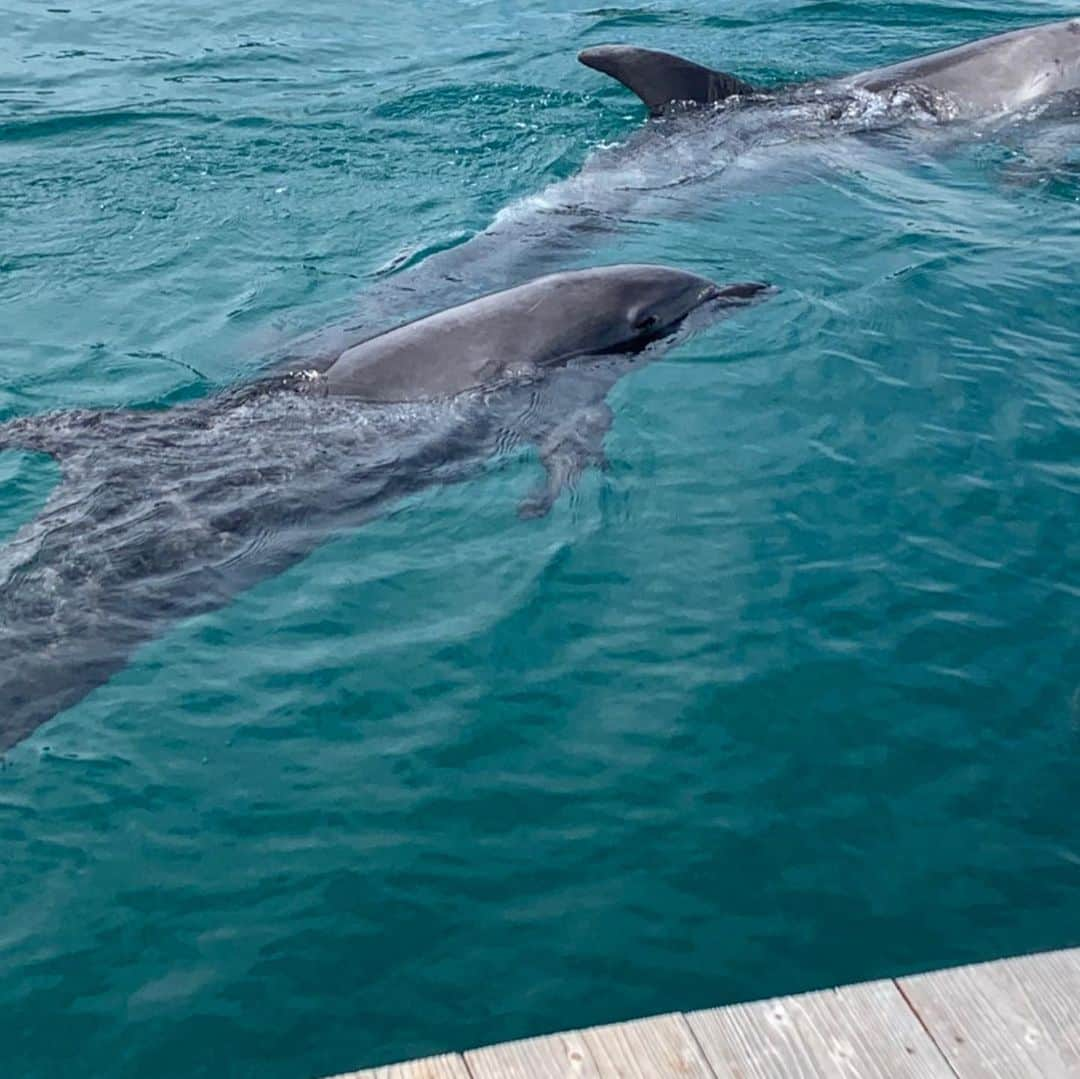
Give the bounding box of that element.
[579,45,755,115]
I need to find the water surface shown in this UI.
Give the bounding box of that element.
[1,1,1078,1076]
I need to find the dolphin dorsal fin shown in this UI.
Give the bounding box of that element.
[579,45,754,115]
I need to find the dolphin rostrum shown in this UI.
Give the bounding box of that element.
[0,265,771,752]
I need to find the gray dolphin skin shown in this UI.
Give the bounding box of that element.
[846,19,1080,116]
[577,46,756,116]
[286,19,1079,367]
[323,266,728,401]
[0,266,770,751]
[580,19,1080,118]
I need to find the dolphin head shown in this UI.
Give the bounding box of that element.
[322,264,771,403]
[552,265,770,358]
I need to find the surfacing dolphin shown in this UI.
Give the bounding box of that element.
[0,266,771,751]
[572,18,1080,199]
[292,19,1079,364]
[569,19,1080,209]
[580,19,1080,120]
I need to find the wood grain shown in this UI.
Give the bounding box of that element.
[326,1052,473,1079]
[582,1013,716,1077]
[687,978,955,1078]
[323,947,1080,1079]
[466,1027,600,1079]
[899,948,1080,1078]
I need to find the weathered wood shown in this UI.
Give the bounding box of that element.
[581,1013,715,1078]
[899,948,1080,1078]
[466,1013,715,1078]
[326,1052,472,1079]
[466,1027,600,1078]
[323,947,1080,1079]
[687,978,955,1078]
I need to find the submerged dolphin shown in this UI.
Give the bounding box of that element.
[0,265,770,751]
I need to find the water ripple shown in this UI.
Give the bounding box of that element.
[1,1,1079,1078]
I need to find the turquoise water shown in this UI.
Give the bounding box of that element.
[2,0,1079,1075]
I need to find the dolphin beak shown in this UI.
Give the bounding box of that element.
[690,281,773,315]
[709,281,774,305]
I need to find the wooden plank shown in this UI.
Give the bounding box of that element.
[899,948,1080,1078]
[323,948,1080,1079]
[467,1014,714,1079]
[581,1013,716,1078]
[686,978,955,1078]
[467,1027,600,1078]
[326,1052,472,1079]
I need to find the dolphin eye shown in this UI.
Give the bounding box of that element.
[634,313,659,332]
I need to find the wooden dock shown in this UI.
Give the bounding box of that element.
[329,946,1080,1078]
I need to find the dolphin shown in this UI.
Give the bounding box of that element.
[0,265,771,752]
[579,19,1080,119]
[284,20,1079,367]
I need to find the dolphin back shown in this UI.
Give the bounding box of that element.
[0,408,120,459]
[848,18,1080,114]
[0,414,59,457]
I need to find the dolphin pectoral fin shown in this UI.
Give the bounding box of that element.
[518,402,612,519]
[579,45,754,115]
